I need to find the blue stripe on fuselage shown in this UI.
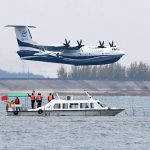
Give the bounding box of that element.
[17,50,114,60]
[17,39,80,51]
[17,50,122,65]
[17,39,42,49]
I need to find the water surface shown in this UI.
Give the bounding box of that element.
[0,96,150,150]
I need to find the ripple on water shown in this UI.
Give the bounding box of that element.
[0,96,150,150]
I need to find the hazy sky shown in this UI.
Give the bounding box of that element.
[0,0,150,77]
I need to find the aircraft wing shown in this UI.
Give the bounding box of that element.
[38,45,82,52]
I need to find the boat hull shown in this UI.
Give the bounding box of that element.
[7,109,124,116]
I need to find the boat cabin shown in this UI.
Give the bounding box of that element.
[38,97,107,111]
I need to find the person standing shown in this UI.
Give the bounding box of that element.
[48,93,54,102]
[28,93,35,109]
[15,97,20,111]
[36,93,42,108]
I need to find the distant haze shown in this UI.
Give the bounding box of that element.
[0,0,150,77]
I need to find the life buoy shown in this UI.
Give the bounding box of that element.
[38,109,43,114]
[13,111,19,115]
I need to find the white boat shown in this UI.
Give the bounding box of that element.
[6,91,124,116]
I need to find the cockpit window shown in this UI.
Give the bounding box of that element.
[112,48,119,51]
[97,102,106,107]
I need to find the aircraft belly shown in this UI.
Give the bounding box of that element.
[21,53,122,65]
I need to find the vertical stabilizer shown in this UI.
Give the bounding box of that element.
[5,25,37,47]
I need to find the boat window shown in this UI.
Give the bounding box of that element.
[80,103,89,108]
[54,103,61,109]
[90,103,94,108]
[67,96,71,100]
[69,103,78,109]
[63,103,68,109]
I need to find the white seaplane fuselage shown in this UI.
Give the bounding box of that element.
[6,25,125,65]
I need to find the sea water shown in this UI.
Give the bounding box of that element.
[0,96,150,150]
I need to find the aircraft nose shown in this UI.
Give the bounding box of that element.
[118,50,125,56]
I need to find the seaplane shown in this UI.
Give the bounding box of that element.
[5,25,125,65]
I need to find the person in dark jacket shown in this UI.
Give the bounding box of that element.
[28,93,35,109]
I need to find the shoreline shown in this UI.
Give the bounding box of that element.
[1,90,150,96]
[0,80,150,96]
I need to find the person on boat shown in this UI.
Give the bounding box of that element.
[15,97,20,111]
[36,93,42,108]
[28,92,35,109]
[48,93,54,102]
[9,100,15,108]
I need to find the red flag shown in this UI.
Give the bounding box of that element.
[1,96,8,102]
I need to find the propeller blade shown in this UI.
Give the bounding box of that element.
[109,41,116,47]
[102,41,104,45]
[109,42,112,47]
[63,39,70,47]
[98,41,105,48]
[112,41,114,46]
[77,39,83,47]
[80,40,82,45]
[99,41,102,46]
[65,38,67,43]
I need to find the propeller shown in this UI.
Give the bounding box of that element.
[63,39,70,48]
[109,41,116,47]
[77,40,84,48]
[98,41,105,48]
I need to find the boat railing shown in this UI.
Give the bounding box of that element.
[84,91,107,108]
[84,90,92,99]
[8,103,28,111]
[7,93,29,111]
[55,92,60,100]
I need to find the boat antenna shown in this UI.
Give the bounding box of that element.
[55,92,60,100]
[84,90,93,99]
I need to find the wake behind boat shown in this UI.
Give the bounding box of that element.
[5,91,124,116]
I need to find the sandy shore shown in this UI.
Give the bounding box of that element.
[0,79,150,96]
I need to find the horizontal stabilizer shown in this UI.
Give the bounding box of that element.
[5,25,36,28]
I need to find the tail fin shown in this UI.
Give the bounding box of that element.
[5,25,37,47]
